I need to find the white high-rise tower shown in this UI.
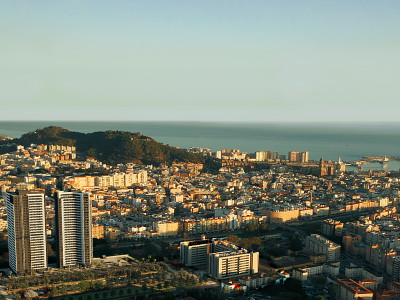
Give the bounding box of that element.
[55,191,92,268]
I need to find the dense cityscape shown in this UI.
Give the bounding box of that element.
[2,0,400,298]
[0,129,399,300]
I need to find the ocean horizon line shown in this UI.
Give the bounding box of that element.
[2,120,400,124]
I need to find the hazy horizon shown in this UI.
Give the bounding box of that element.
[3,120,400,138]
[2,121,400,163]
[1,1,400,122]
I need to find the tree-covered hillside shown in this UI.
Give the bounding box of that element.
[14,126,220,170]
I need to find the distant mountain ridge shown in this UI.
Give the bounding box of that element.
[12,126,219,169]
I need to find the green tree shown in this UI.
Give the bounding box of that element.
[283,278,307,300]
[244,223,259,233]
[50,285,57,297]
[227,235,240,244]
[78,280,90,291]
[260,223,269,231]
[251,237,262,247]
[87,148,97,157]
[60,284,67,295]
[290,234,303,252]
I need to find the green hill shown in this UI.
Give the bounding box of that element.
[13,126,220,170]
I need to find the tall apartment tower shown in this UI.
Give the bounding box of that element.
[256,151,272,162]
[288,151,301,162]
[301,151,309,163]
[55,191,92,268]
[6,190,47,274]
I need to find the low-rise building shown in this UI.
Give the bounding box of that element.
[293,262,340,281]
[238,273,269,288]
[328,276,373,300]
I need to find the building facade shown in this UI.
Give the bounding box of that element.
[6,190,47,274]
[305,234,341,262]
[208,250,259,280]
[56,191,92,268]
[180,238,260,280]
[321,219,344,237]
[329,276,373,300]
[180,239,213,267]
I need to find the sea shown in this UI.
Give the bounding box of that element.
[1,121,400,171]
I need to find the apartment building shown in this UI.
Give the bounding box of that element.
[6,190,47,274]
[180,238,259,279]
[329,276,373,300]
[300,151,309,163]
[153,221,180,237]
[255,151,271,162]
[305,234,341,262]
[66,171,148,189]
[321,219,344,237]
[55,191,92,268]
[293,262,340,281]
[180,239,213,267]
[288,151,301,162]
[208,250,259,280]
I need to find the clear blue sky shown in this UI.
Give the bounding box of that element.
[1,1,399,122]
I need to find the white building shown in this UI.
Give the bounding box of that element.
[239,273,269,288]
[56,191,92,268]
[153,221,179,237]
[293,262,340,281]
[208,250,259,280]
